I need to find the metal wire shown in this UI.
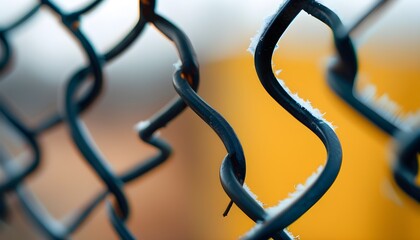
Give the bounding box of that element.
[0,0,341,238]
[235,0,345,239]
[0,0,413,239]
[0,0,108,227]
[0,0,196,238]
[0,0,159,238]
[326,0,420,202]
[327,0,398,136]
[393,129,420,202]
[104,0,202,237]
[0,3,41,73]
[0,97,41,219]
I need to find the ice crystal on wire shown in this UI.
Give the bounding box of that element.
[358,83,420,131]
[276,77,336,130]
[243,183,264,208]
[134,120,150,132]
[247,1,285,55]
[173,59,182,70]
[266,165,324,216]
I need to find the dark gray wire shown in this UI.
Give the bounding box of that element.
[326,0,419,202]
[0,0,158,238]
[1,0,402,239]
[0,3,41,73]
[327,0,399,136]
[393,129,420,202]
[239,0,344,238]
[104,0,202,237]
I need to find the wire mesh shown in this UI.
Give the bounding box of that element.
[0,0,418,239]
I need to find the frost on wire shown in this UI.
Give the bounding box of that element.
[358,83,420,131]
[242,166,324,239]
[247,1,336,131]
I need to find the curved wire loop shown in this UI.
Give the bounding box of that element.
[393,129,420,202]
[326,0,420,202]
[32,0,107,134]
[0,3,42,73]
[327,0,400,136]
[227,0,345,239]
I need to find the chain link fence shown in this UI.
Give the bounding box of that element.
[0,0,418,239]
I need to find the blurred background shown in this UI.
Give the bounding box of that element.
[0,0,419,239]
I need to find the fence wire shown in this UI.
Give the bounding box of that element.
[0,0,417,239]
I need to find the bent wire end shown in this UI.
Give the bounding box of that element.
[174,65,291,240]
[144,4,289,237]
